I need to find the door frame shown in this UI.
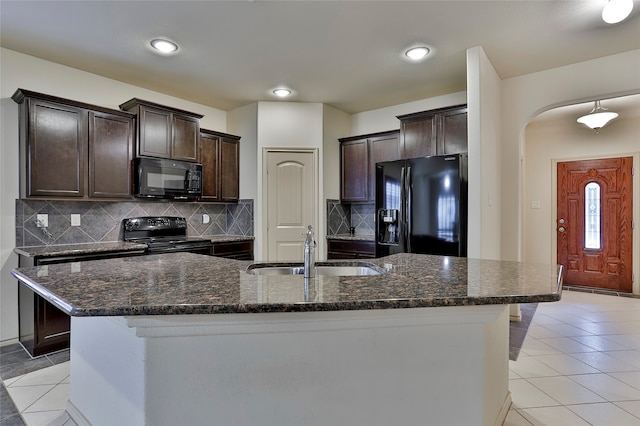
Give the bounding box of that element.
[551,152,639,293]
[261,148,319,262]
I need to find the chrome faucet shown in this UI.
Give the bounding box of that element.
[303,225,317,278]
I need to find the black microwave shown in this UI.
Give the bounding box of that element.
[134,157,202,200]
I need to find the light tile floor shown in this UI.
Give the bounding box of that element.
[3,290,640,425]
[506,290,640,425]
[2,363,75,426]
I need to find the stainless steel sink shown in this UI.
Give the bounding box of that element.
[246,263,383,276]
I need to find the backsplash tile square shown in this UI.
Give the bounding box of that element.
[327,200,350,235]
[15,199,254,247]
[351,204,375,235]
[326,200,374,236]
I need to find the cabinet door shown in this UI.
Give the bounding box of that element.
[438,108,468,155]
[368,133,400,201]
[172,114,200,162]
[88,111,134,198]
[138,105,171,158]
[35,296,70,355]
[200,132,220,201]
[400,114,436,158]
[340,139,368,202]
[220,137,240,201]
[27,99,86,197]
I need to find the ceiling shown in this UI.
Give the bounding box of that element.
[1,1,639,115]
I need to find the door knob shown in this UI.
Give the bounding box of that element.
[558,219,565,224]
[558,226,566,233]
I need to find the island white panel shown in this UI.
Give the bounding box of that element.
[68,305,510,426]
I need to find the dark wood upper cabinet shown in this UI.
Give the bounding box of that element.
[88,111,135,198]
[24,99,87,197]
[172,114,200,162]
[200,131,220,200]
[200,129,241,202]
[398,105,468,158]
[368,132,401,201]
[220,136,240,201]
[12,89,135,200]
[399,113,436,158]
[119,98,203,162]
[137,105,171,158]
[339,130,399,203]
[438,107,468,155]
[340,138,369,202]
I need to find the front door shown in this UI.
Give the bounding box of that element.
[557,157,633,291]
[265,150,316,261]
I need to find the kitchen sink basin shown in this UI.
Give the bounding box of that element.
[246,263,383,276]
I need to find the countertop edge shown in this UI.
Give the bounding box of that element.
[326,234,375,242]
[11,268,563,317]
[15,235,255,257]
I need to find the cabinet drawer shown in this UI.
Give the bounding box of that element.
[213,240,254,260]
[327,240,375,259]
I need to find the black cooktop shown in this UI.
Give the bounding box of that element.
[122,217,211,248]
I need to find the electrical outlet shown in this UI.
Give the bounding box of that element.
[71,214,81,226]
[36,214,48,227]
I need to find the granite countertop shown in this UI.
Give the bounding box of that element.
[12,252,562,317]
[14,242,148,258]
[327,234,375,241]
[14,235,254,257]
[210,235,255,243]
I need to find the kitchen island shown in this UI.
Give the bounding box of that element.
[12,253,562,426]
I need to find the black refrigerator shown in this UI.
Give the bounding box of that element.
[375,153,467,257]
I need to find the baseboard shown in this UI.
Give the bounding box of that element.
[67,400,91,426]
[0,338,19,348]
[494,391,512,426]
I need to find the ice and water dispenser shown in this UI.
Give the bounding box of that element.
[377,209,399,245]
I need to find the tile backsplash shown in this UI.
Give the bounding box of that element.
[326,200,375,236]
[15,199,253,247]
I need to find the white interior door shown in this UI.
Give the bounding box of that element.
[265,150,316,261]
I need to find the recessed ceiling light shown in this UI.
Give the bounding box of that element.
[404,46,431,61]
[273,88,292,98]
[150,39,179,54]
[602,0,634,24]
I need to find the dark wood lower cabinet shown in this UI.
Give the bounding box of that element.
[19,286,70,357]
[327,240,375,259]
[213,240,254,260]
[18,250,145,357]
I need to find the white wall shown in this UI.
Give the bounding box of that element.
[467,46,502,260]
[0,97,20,344]
[322,104,351,202]
[228,103,258,201]
[255,102,325,260]
[524,108,640,292]
[0,48,229,344]
[501,49,640,262]
[350,91,467,136]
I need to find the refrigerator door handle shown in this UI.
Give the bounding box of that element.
[405,166,412,253]
[400,166,407,251]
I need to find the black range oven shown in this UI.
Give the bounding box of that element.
[123,216,213,256]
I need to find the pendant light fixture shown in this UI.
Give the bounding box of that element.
[577,100,618,133]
